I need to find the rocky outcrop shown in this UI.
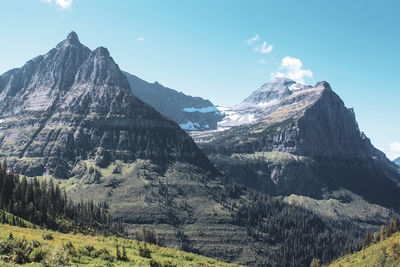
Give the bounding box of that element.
[123,71,222,131]
[0,31,213,178]
[197,79,400,210]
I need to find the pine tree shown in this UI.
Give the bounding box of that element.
[394,214,399,233]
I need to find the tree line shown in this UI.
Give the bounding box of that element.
[348,214,399,253]
[0,161,123,234]
[222,183,363,267]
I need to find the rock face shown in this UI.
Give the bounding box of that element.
[197,79,400,210]
[0,31,213,179]
[0,32,361,266]
[394,157,400,167]
[123,71,222,131]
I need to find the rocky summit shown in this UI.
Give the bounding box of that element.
[0,31,213,179]
[196,79,400,218]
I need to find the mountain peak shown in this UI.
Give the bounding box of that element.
[56,31,83,48]
[93,46,110,57]
[67,31,79,42]
[269,77,296,85]
[315,81,331,90]
[242,78,294,104]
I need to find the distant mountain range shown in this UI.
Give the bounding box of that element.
[0,32,363,266]
[123,71,222,131]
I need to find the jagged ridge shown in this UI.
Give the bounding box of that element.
[197,79,400,210]
[123,71,223,131]
[0,31,213,178]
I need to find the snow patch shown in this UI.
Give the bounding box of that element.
[256,99,279,108]
[216,106,257,129]
[288,82,305,91]
[179,121,201,130]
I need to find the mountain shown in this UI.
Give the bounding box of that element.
[214,78,309,130]
[0,31,213,179]
[195,78,400,226]
[0,32,363,266]
[123,71,222,131]
[394,157,400,167]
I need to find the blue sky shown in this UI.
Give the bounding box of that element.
[0,0,399,159]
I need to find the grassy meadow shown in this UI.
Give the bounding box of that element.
[0,223,240,266]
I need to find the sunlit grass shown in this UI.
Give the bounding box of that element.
[0,223,240,266]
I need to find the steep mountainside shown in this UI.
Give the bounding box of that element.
[394,157,400,167]
[196,79,400,219]
[123,71,222,131]
[0,32,361,266]
[0,32,213,179]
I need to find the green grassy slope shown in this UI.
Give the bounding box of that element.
[331,232,400,267]
[0,223,240,266]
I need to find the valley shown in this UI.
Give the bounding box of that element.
[0,30,398,267]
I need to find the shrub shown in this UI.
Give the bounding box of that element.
[44,246,69,266]
[150,259,162,267]
[63,241,77,257]
[121,245,128,261]
[42,232,54,240]
[29,247,48,262]
[97,248,113,262]
[115,244,128,261]
[138,243,151,259]
[310,258,321,267]
[11,246,30,264]
[0,236,33,264]
[78,245,96,257]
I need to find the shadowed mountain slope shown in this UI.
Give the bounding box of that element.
[196,79,400,212]
[123,71,222,131]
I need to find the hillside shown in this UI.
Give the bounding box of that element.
[123,71,222,131]
[330,232,400,267]
[195,79,400,231]
[0,223,238,266]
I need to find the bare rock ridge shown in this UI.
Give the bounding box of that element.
[123,71,222,131]
[197,79,400,210]
[0,31,214,178]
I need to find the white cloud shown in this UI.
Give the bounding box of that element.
[390,142,400,152]
[392,154,400,160]
[137,37,144,41]
[247,34,260,45]
[41,0,73,9]
[259,59,267,64]
[270,56,313,84]
[255,41,273,54]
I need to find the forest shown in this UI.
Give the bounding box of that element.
[0,161,123,234]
